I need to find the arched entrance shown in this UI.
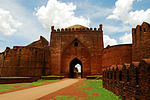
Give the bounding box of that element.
[61,38,91,78]
[69,58,82,78]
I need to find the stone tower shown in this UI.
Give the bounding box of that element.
[50,24,104,78]
[132,22,150,62]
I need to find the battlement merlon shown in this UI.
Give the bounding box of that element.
[51,24,103,33]
[51,26,54,33]
[99,24,103,31]
[132,28,136,36]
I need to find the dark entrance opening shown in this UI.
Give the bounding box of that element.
[69,58,82,78]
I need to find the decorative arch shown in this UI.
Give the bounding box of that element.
[69,58,82,78]
[62,38,89,54]
[61,38,91,78]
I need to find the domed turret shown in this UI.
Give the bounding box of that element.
[67,25,88,30]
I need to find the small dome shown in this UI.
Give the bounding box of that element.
[67,25,88,29]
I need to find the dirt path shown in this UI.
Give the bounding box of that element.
[0,79,79,100]
[38,79,89,100]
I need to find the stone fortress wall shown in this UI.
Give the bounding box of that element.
[0,36,50,77]
[102,22,150,99]
[102,44,132,69]
[132,22,150,61]
[0,22,149,80]
[102,60,150,99]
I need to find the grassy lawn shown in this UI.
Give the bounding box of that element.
[86,75,102,79]
[51,96,76,100]
[51,79,121,100]
[42,75,64,78]
[0,77,30,79]
[0,78,121,100]
[0,79,60,93]
[86,75,102,77]
[79,80,121,100]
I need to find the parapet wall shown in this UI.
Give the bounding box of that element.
[0,37,50,77]
[52,28,101,33]
[51,24,103,33]
[27,36,49,48]
[102,59,150,99]
[102,44,132,69]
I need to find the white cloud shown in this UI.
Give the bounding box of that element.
[107,0,150,27]
[107,0,134,20]
[0,0,50,45]
[0,36,14,52]
[119,33,132,44]
[103,35,117,47]
[0,8,22,35]
[34,0,90,29]
[0,48,3,52]
[128,9,150,26]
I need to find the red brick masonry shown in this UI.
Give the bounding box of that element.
[102,59,150,99]
[102,22,150,99]
[0,22,150,80]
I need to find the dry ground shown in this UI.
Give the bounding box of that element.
[38,79,91,100]
[0,79,79,100]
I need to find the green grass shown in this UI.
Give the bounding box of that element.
[50,96,75,100]
[79,80,121,100]
[86,75,102,77]
[0,77,30,79]
[42,75,64,78]
[0,79,60,92]
[50,79,121,100]
[86,75,102,80]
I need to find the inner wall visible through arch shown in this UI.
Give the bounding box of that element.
[69,58,82,78]
[75,64,81,72]
[75,64,82,78]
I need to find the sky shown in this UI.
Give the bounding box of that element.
[0,0,150,52]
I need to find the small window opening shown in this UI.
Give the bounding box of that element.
[35,51,37,56]
[110,72,112,79]
[107,72,109,79]
[114,71,116,80]
[127,70,129,82]
[74,42,78,47]
[144,28,146,32]
[119,71,122,81]
[136,68,139,85]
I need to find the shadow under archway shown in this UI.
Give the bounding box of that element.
[69,58,82,78]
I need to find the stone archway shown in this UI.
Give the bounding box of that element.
[61,38,91,78]
[69,58,82,78]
